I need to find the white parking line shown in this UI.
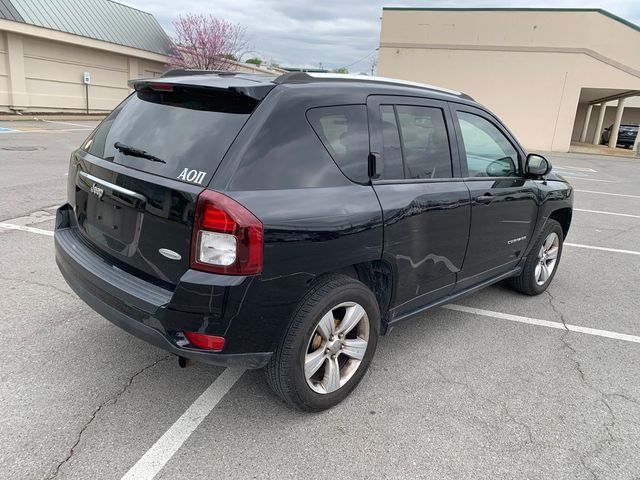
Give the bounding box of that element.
[0,222,53,236]
[444,304,640,344]
[565,242,640,256]
[39,119,96,128]
[553,165,597,173]
[575,189,640,199]
[574,208,640,219]
[121,367,245,480]
[560,177,616,183]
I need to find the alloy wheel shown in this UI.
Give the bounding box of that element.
[304,302,370,394]
[535,232,560,286]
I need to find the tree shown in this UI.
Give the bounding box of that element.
[332,67,349,74]
[169,14,247,71]
[245,57,263,66]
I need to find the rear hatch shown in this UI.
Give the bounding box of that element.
[69,76,272,285]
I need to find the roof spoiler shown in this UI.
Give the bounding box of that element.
[127,77,275,101]
[160,69,239,78]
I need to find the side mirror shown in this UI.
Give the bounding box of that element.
[525,153,551,177]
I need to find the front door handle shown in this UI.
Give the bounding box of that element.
[476,194,494,204]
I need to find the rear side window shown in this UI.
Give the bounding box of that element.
[379,105,404,179]
[377,104,453,180]
[396,105,452,179]
[306,105,370,183]
[82,87,257,186]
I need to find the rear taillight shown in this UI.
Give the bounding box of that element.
[190,190,263,275]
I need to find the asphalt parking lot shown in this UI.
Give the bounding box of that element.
[1,119,639,480]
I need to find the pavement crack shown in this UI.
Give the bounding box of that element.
[502,403,534,444]
[548,289,620,477]
[429,365,534,446]
[545,290,623,477]
[545,290,569,330]
[547,290,587,383]
[1,276,75,299]
[606,392,640,407]
[44,354,171,480]
[580,457,599,480]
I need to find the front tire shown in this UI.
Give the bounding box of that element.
[508,220,564,296]
[265,274,380,411]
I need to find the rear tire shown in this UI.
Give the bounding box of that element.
[508,219,564,296]
[265,274,379,411]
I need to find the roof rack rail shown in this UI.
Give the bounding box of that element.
[161,69,238,78]
[274,72,474,100]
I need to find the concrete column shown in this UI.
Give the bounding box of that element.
[6,32,29,110]
[608,98,626,149]
[593,103,607,145]
[579,104,593,143]
[634,120,640,154]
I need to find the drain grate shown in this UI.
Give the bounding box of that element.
[1,146,44,151]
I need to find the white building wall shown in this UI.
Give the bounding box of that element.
[0,26,167,113]
[378,9,640,152]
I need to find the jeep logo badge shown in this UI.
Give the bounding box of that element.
[90,184,104,199]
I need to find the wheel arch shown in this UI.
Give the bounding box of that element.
[549,207,572,238]
[325,260,394,334]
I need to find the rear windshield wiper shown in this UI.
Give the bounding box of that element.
[114,142,166,164]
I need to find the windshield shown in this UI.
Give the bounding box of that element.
[82,87,257,186]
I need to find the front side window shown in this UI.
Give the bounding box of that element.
[457,111,519,178]
[306,105,369,183]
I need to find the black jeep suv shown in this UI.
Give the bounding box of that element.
[600,123,638,149]
[55,71,573,411]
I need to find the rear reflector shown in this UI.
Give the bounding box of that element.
[185,332,225,351]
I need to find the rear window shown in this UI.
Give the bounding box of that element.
[306,105,370,183]
[82,87,257,185]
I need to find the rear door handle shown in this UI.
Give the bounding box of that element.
[476,194,494,204]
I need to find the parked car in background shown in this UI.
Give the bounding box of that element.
[600,123,638,148]
[55,71,573,411]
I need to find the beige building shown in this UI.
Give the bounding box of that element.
[0,0,171,113]
[378,8,640,152]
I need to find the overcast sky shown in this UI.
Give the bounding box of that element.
[124,0,640,71]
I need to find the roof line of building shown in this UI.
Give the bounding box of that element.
[0,18,168,61]
[381,8,640,34]
[102,0,158,16]
[378,42,640,80]
[588,90,640,106]
[1,0,172,55]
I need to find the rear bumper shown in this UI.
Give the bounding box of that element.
[54,204,272,369]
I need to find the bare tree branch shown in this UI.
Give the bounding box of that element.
[169,14,248,71]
